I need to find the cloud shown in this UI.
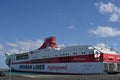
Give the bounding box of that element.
[0,38,66,55]
[96,43,108,48]
[6,42,18,47]
[0,40,43,55]
[88,26,120,37]
[0,44,4,50]
[0,44,5,55]
[67,25,76,30]
[6,40,43,53]
[109,13,119,22]
[90,22,94,26]
[95,2,116,14]
[95,2,120,22]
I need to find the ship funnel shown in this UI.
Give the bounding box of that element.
[39,36,58,49]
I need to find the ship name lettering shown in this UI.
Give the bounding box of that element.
[19,64,45,70]
[33,65,45,70]
[47,65,68,71]
[19,65,32,69]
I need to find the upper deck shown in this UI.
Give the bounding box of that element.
[6,36,120,64]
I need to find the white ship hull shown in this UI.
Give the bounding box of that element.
[11,62,105,74]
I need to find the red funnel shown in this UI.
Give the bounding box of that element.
[39,36,58,49]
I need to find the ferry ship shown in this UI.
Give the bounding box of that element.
[6,36,120,74]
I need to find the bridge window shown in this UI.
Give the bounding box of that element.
[16,54,28,60]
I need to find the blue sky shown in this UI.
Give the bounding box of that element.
[1,0,120,67]
[0,0,120,52]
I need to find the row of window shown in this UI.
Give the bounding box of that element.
[40,51,94,59]
[59,51,94,56]
[56,48,89,52]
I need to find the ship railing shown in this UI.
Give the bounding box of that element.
[89,45,120,54]
[89,45,103,54]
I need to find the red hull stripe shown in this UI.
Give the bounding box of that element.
[12,53,120,64]
[102,53,120,62]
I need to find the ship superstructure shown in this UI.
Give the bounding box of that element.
[6,36,120,74]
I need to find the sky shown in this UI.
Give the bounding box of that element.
[1,0,120,68]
